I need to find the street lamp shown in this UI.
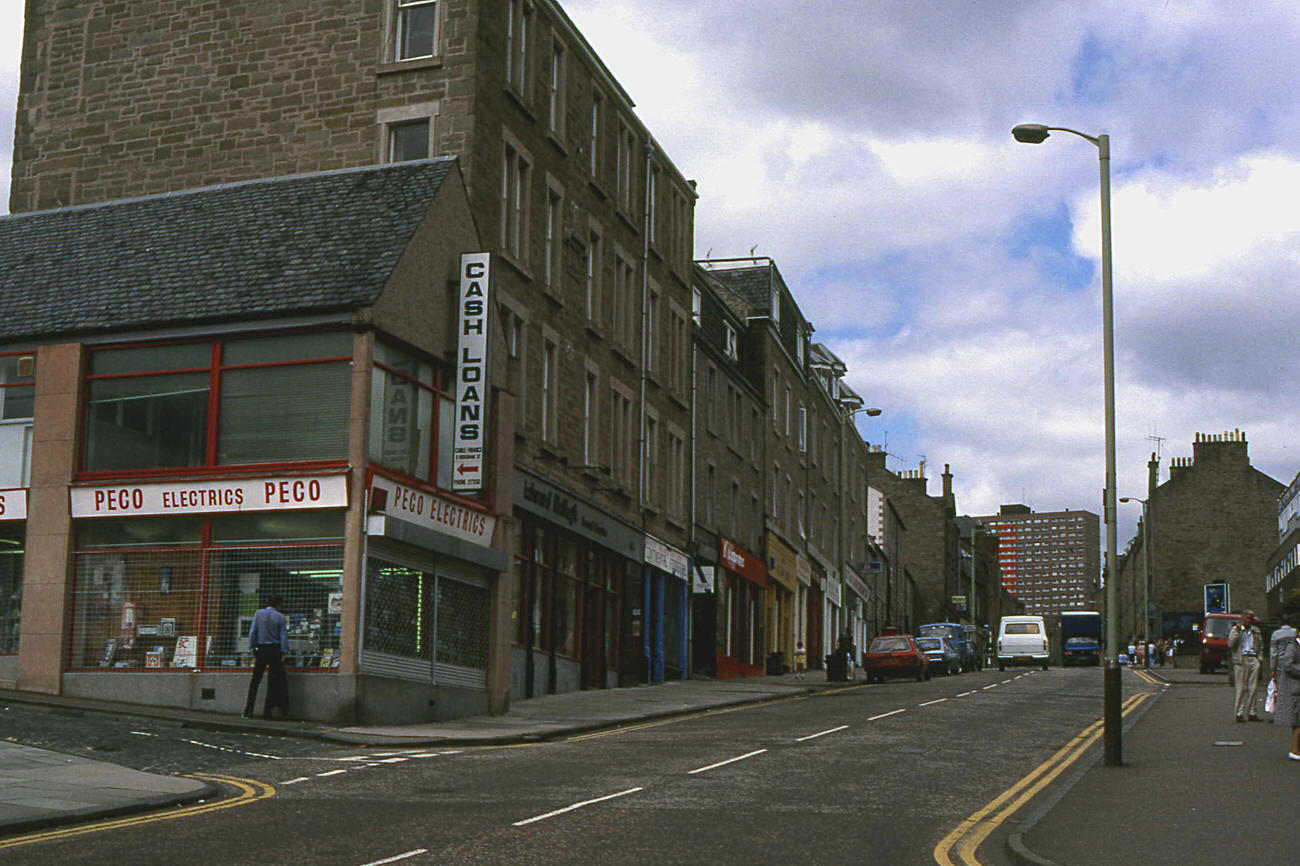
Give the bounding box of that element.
[1013,121,1121,766]
[1119,497,1152,666]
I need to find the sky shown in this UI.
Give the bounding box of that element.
[2,1,1298,551]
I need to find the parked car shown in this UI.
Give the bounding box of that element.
[917,622,977,671]
[917,636,962,676]
[863,634,931,683]
[997,615,1050,671]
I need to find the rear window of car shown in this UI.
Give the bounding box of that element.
[918,625,957,639]
[1005,622,1041,635]
[870,637,910,653]
[1065,636,1095,646]
[916,638,941,650]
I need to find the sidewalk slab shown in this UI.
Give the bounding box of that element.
[0,741,214,836]
[1011,675,1290,865]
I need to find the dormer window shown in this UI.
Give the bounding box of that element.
[724,323,738,360]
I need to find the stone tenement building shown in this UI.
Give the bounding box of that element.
[865,456,960,625]
[1116,431,1283,641]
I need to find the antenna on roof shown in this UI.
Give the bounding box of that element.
[749,244,758,257]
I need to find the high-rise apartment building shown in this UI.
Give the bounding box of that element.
[975,505,1099,615]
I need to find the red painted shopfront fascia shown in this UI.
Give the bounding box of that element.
[716,537,769,679]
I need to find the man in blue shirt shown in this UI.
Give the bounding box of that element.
[242,593,290,720]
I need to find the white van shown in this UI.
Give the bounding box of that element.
[997,615,1050,671]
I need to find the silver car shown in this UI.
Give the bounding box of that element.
[917,636,962,676]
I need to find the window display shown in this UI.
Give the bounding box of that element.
[0,523,23,654]
[67,513,344,671]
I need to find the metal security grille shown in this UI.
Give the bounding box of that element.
[67,544,343,671]
[362,557,488,689]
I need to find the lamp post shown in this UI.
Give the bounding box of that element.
[1120,496,1150,665]
[1013,122,1121,766]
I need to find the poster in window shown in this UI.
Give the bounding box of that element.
[172,635,198,667]
[100,638,117,668]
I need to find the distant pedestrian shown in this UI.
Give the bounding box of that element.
[794,641,807,679]
[243,593,290,720]
[1127,641,1137,665]
[1229,609,1263,722]
[1165,640,1174,666]
[1146,641,1156,669]
[1270,629,1300,760]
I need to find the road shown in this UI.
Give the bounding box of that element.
[0,666,1162,865]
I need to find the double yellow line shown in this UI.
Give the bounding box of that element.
[933,691,1153,866]
[0,773,274,851]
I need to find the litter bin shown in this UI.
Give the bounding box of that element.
[824,653,847,681]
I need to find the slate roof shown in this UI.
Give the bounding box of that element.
[0,158,458,342]
[705,264,772,311]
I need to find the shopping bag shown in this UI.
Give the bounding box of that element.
[1264,679,1277,713]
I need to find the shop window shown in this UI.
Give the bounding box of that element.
[83,333,352,474]
[0,353,35,488]
[0,524,23,654]
[67,513,344,671]
[362,557,489,673]
[368,341,455,489]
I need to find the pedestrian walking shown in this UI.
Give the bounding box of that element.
[1229,609,1263,722]
[242,593,290,720]
[1270,630,1300,760]
[793,641,807,679]
[1145,640,1156,669]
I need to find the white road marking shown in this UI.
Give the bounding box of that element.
[358,848,430,866]
[687,748,769,775]
[316,769,349,777]
[129,731,158,737]
[919,698,948,707]
[957,691,977,697]
[796,725,849,742]
[181,738,281,760]
[374,757,410,763]
[982,684,998,690]
[512,787,644,826]
[868,709,906,721]
[281,776,310,785]
[1002,679,1014,684]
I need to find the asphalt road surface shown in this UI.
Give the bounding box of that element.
[1,666,1160,865]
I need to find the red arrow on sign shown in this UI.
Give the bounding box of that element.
[457,463,479,475]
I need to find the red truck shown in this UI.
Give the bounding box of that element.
[1199,612,1243,674]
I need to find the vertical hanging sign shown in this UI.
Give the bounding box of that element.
[453,252,492,491]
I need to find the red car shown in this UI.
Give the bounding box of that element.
[863,634,931,683]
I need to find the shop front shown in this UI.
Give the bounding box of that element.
[799,554,822,670]
[823,566,842,663]
[63,473,352,715]
[765,532,799,674]
[644,535,690,683]
[362,470,504,721]
[843,565,871,658]
[716,536,768,678]
[0,489,25,684]
[511,468,643,698]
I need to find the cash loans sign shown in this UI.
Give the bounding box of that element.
[453,252,492,491]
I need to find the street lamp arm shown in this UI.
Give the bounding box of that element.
[1012,123,1102,148]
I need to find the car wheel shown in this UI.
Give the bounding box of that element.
[1041,663,1049,671]
[998,661,1006,672]
[924,669,932,681]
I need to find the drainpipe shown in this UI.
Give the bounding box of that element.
[638,139,655,511]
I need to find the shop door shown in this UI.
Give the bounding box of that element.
[581,584,603,689]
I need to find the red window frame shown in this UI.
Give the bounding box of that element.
[370,348,491,513]
[0,350,36,419]
[79,331,353,480]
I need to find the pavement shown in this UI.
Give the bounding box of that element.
[1008,660,1293,865]
[2,659,1294,860]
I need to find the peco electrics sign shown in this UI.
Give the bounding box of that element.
[453,252,492,492]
